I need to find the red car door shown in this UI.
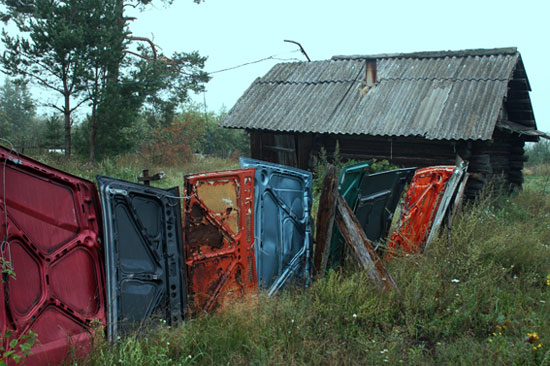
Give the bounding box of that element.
[0,146,105,365]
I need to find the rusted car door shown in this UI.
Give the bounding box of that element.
[387,166,456,255]
[97,176,186,340]
[184,169,256,313]
[0,146,105,365]
[239,158,313,296]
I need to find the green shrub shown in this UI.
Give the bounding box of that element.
[526,140,550,166]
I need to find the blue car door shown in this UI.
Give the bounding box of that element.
[239,158,313,296]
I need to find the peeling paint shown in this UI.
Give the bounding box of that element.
[184,169,256,313]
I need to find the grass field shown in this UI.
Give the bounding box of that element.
[30,154,550,365]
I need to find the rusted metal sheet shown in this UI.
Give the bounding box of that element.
[387,166,456,255]
[334,194,398,293]
[97,176,186,340]
[184,169,256,313]
[0,146,105,365]
[239,158,313,296]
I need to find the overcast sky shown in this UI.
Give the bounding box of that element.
[1,0,548,133]
[128,0,550,132]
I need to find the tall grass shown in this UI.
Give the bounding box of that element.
[28,152,239,189]
[22,152,547,365]
[77,176,550,365]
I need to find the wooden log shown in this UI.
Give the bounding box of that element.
[250,131,262,160]
[313,164,338,276]
[334,193,399,293]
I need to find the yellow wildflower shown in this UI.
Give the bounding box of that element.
[527,332,540,343]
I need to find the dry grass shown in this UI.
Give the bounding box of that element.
[79,188,550,365]
[32,153,550,365]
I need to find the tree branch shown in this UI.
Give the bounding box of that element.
[50,104,64,113]
[127,36,157,59]
[69,96,91,113]
[125,50,153,62]
[15,68,63,94]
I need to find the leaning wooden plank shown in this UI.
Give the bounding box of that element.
[448,172,470,226]
[313,164,338,276]
[425,161,468,249]
[334,194,399,293]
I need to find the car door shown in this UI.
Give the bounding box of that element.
[97,176,186,340]
[184,169,257,313]
[239,158,313,296]
[0,146,105,365]
[354,168,416,248]
[387,166,456,255]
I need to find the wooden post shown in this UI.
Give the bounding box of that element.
[313,164,338,276]
[138,169,151,185]
[138,169,165,186]
[335,193,399,293]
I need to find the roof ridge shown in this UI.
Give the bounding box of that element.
[332,47,518,61]
[380,76,511,82]
[257,79,357,85]
[257,77,512,85]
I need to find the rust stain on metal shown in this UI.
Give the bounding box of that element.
[186,203,224,249]
[246,213,252,243]
[188,204,204,222]
[387,166,455,256]
[365,58,377,86]
[184,169,257,313]
[247,254,254,284]
[196,180,239,234]
[359,58,377,96]
[187,223,224,249]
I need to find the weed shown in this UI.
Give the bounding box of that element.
[15,152,550,366]
[0,330,37,365]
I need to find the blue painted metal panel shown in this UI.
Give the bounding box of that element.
[239,158,313,295]
[97,176,186,341]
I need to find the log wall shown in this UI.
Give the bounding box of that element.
[249,128,529,198]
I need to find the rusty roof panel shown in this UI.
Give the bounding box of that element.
[222,48,526,140]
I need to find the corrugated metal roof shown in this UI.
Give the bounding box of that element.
[222,47,530,140]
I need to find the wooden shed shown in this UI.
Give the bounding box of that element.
[221,47,548,197]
